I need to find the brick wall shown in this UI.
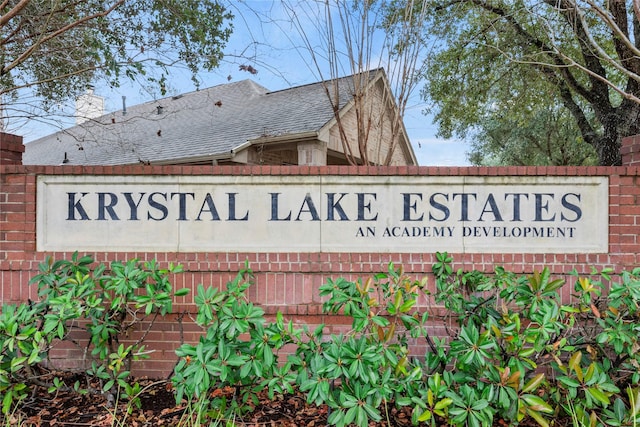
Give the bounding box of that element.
[0,132,25,166]
[621,134,640,166]
[2,144,640,377]
[3,163,640,376]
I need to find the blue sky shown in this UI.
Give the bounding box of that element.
[18,1,469,166]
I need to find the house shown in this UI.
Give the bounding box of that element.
[23,69,417,166]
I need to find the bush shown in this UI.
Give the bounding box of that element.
[425,252,640,427]
[172,263,432,426]
[174,254,640,427]
[172,265,291,423]
[0,253,187,415]
[3,252,639,427]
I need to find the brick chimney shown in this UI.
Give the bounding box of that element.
[0,132,24,166]
[621,135,640,166]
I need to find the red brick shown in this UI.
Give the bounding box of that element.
[3,162,640,374]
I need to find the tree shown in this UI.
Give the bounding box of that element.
[277,0,430,165]
[420,0,640,166]
[0,0,232,131]
[468,107,599,166]
[466,79,598,166]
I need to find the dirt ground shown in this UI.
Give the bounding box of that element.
[5,376,411,427]
[4,372,554,427]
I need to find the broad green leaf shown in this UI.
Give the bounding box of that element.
[522,394,553,413]
[174,288,189,297]
[523,373,545,393]
[435,397,453,411]
[2,390,14,415]
[587,387,610,406]
[557,376,581,388]
[526,407,550,427]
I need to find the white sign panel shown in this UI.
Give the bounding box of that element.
[37,175,609,253]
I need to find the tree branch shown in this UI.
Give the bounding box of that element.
[1,0,125,76]
[470,0,597,106]
[0,0,29,28]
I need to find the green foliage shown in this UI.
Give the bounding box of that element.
[172,264,295,423]
[0,252,186,416]
[1,0,232,119]
[295,264,431,427]
[173,255,640,426]
[173,263,431,427]
[0,304,37,415]
[5,252,640,427]
[468,108,598,166]
[430,253,640,427]
[415,1,640,165]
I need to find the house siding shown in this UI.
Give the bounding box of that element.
[327,79,411,165]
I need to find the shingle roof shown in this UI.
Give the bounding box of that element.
[24,72,376,165]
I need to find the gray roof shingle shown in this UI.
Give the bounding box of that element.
[24,72,373,165]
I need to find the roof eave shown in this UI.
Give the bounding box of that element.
[248,131,320,145]
[152,151,235,165]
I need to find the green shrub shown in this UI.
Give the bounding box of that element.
[427,252,640,427]
[173,263,433,427]
[172,264,298,424]
[9,252,637,426]
[174,254,640,427]
[0,252,186,415]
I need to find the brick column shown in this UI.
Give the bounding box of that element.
[621,135,640,166]
[0,132,24,165]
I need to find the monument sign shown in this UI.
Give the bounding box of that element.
[37,175,608,253]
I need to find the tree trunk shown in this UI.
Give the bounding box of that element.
[594,134,622,166]
[592,101,640,166]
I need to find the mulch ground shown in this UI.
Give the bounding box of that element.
[2,374,405,427]
[2,372,556,426]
